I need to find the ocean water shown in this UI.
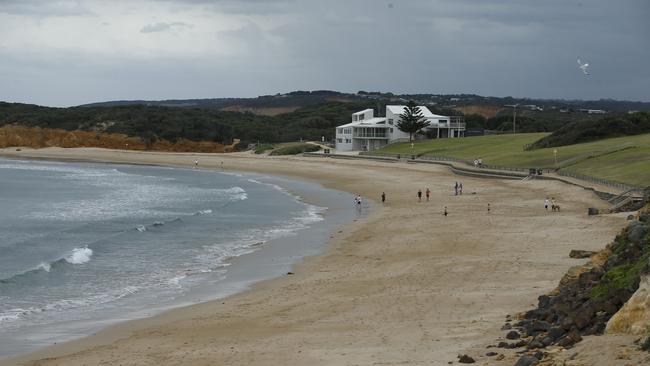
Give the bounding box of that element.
[0,158,358,358]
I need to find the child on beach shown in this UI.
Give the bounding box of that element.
[459,183,463,195]
[425,188,430,201]
[443,206,448,216]
[417,189,422,202]
[381,192,386,204]
[544,198,549,211]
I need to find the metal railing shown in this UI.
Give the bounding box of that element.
[555,170,644,192]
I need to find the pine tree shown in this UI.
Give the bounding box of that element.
[397,101,429,141]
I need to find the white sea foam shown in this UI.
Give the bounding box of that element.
[65,247,93,264]
[0,285,140,325]
[194,209,212,216]
[135,225,147,232]
[36,262,51,272]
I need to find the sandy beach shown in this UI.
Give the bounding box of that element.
[0,147,629,366]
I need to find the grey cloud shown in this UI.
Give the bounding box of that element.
[140,21,193,33]
[1,0,649,106]
[0,0,91,16]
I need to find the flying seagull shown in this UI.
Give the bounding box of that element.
[577,58,590,75]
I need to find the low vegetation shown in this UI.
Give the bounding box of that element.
[254,144,275,154]
[268,143,320,156]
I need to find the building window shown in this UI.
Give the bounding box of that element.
[358,114,365,120]
[390,128,393,133]
[345,138,351,143]
[439,120,448,124]
[337,128,343,134]
[353,115,357,121]
[343,128,352,134]
[388,119,393,125]
[337,138,343,143]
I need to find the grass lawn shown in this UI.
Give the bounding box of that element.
[564,145,650,187]
[375,133,650,187]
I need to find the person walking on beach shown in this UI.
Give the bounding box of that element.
[487,203,491,214]
[381,192,386,204]
[478,158,483,168]
[417,189,422,202]
[425,188,430,201]
[194,159,199,169]
[454,182,458,196]
[544,197,550,211]
[459,183,463,195]
[443,206,448,216]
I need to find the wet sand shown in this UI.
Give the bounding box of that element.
[0,147,627,366]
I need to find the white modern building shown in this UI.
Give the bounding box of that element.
[335,105,465,152]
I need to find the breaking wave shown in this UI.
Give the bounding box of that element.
[0,247,94,284]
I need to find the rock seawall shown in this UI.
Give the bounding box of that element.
[490,205,650,365]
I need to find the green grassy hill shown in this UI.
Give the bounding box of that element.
[375,133,650,187]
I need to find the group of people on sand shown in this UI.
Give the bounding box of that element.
[473,158,483,168]
[354,194,363,208]
[544,197,561,212]
[416,188,432,202]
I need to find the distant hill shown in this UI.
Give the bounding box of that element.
[80,91,650,117]
[0,100,376,147]
[80,90,364,116]
[2,91,650,150]
[531,112,650,149]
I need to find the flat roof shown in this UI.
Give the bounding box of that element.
[386,105,448,119]
[352,109,374,115]
[337,117,387,128]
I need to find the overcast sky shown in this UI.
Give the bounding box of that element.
[0,0,648,107]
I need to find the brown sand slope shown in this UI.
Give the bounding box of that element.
[0,126,228,152]
[0,148,627,366]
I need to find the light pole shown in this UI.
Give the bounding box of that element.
[504,104,519,134]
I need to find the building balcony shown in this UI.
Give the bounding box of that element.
[353,134,388,139]
[428,122,466,129]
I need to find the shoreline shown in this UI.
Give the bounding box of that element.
[0,157,363,360]
[0,147,629,366]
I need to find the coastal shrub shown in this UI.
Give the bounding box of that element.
[531,112,650,149]
[269,143,320,155]
[641,336,650,352]
[254,144,274,154]
[590,252,650,300]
